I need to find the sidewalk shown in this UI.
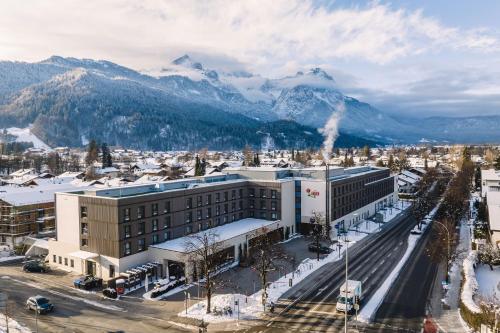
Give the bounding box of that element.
[428,217,473,333]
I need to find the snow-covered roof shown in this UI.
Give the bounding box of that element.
[150,218,278,253]
[398,174,418,185]
[0,182,94,206]
[401,170,421,181]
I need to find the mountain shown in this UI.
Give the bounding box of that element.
[0,57,379,150]
[0,54,497,149]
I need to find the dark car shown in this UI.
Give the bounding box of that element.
[26,296,54,314]
[308,243,333,254]
[73,275,103,290]
[23,260,49,273]
[102,288,118,299]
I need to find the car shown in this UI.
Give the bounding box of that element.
[26,296,54,314]
[73,275,103,290]
[410,226,423,235]
[308,243,333,254]
[22,260,49,273]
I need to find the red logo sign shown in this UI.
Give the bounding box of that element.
[306,188,320,198]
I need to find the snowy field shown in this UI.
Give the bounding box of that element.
[475,264,500,301]
[0,316,31,333]
[179,201,412,323]
[4,127,51,150]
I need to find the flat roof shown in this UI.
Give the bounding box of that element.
[150,218,279,253]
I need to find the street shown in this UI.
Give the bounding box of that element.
[244,210,419,332]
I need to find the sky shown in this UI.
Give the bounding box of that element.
[1,0,500,118]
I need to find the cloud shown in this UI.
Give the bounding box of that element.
[0,0,498,74]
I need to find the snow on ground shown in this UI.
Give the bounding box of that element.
[0,316,31,333]
[0,256,24,263]
[461,251,481,313]
[475,264,500,301]
[179,201,411,323]
[4,127,51,150]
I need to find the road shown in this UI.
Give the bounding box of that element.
[373,224,438,332]
[0,265,191,333]
[244,210,419,333]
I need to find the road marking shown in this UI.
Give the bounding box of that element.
[309,310,336,315]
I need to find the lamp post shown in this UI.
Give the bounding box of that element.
[435,221,451,283]
[344,235,350,333]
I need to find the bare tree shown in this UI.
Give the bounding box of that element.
[311,212,327,261]
[184,230,227,314]
[250,227,286,310]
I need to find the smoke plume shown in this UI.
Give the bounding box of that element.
[320,100,346,161]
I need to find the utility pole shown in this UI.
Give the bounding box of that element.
[325,163,330,241]
[344,234,349,333]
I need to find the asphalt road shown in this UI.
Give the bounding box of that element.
[0,265,191,333]
[244,210,419,333]
[373,219,441,332]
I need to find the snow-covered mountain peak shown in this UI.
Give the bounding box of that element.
[308,67,334,81]
[171,54,203,70]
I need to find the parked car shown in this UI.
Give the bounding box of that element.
[308,243,333,254]
[410,226,423,235]
[23,260,49,273]
[73,275,103,290]
[26,296,54,314]
[102,288,118,299]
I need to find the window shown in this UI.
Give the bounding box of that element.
[260,189,266,198]
[224,192,228,201]
[239,212,243,219]
[109,265,115,278]
[138,238,145,252]
[215,218,220,226]
[271,190,277,199]
[232,214,236,221]
[216,205,220,216]
[197,209,202,220]
[216,193,220,202]
[198,223,202,231]
[249,211,255,217]
[70,259,74,268]
[249,188,255,197]
[64,258,68,266]
[249,200,255,209]
[206,194,212,205]
[152,234,159,244]
[164,216,171,229]
[80,206,88,218]
[260,211,266,219]
[224,204,228,214]
[81,223,88,235]
[260,200,266,210]
[185,225,193,234]
[185,211,193,223]
[207,207,212,218]
[124,225,131,238]
[58,256,62,264]
[223,216,228,224]
[232,190,236,199]
[197,196,203,207]
[231,202,236,212]
[152,219,158,231]
[81,239,88,247]
[152,203,158,216]
[239,189,243,198]
[138,222,145,235]
[123,208,131,221]
[124,242,131,255]
[186,197,193,209]
[164,201,171,213]
[164,231,171,240]
[53,255,56,263]
[271,201,277,211]
[238,201,243,210]
[271,212,277,220]
[137,206,145,219]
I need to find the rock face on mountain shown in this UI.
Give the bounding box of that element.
[0,54,496,149]
[0,56,379,149]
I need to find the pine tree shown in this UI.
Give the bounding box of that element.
[194,155,203,176]
[291,149,295,161]
[494,155,500,170]
[424,157,428,170]
[101,143,112,168]
[254,153,260,167]
[388,154,395,171]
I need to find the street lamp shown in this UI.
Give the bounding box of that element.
[434,221,451,283]
[344,233,351,333]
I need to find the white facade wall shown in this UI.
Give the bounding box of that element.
[300,179,326,223]
[280,180,296,234]
[55,193,80,244]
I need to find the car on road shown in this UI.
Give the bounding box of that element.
[26,296,54,314]
[73,275,103,290]
[410,226,423,235]
[308,243,333,254]
[23,260,50,273]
